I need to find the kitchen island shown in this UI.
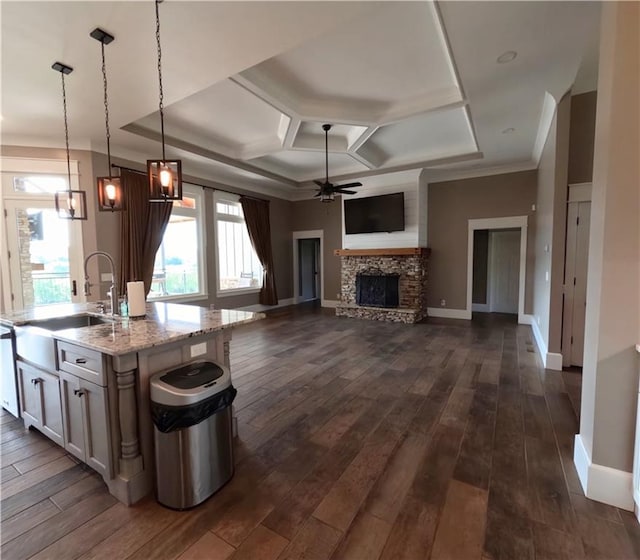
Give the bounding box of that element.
[0,302,263,505]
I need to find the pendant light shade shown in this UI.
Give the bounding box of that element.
[52,62,88,220]
[91,27,124,212]
[147,0,182,202]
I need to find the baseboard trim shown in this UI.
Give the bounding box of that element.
[530,317,548,362]
[518,313,533,325]
[528,318,562,370]
[427,308,472,320]
[546,352,564,371]
[574,434,634,511]
[237,297,295,312]
[321,299,339,309]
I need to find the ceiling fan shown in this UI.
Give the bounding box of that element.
[314,124,362,202]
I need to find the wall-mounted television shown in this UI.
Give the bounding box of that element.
[344,192,405,234]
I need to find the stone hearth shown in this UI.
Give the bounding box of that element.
[335,248,430,323]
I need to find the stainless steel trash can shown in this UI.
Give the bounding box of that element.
[150,361,236,509]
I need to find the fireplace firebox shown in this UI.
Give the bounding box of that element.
[356,272,400,308]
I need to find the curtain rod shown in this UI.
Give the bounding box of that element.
[111,163,269,203]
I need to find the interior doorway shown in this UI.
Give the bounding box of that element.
[472,228,521,315]
[467,215,528,323]
[292,230,324,305]
[298,238,320,301]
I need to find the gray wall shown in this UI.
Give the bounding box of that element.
[291,197,343,302]
[568,91,598,185]
[579,1,639,475]
[532,93,571,354]
[427,170,537,312]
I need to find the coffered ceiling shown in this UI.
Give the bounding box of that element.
[1,1,600,199]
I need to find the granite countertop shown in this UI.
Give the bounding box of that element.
[0,302,264,356]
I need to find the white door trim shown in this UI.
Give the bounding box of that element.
[292,230,324,305]
[467,216,528,323]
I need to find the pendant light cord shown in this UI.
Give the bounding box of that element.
[60,72,72,191]
[100,42,112,170]
[155,0,166,161]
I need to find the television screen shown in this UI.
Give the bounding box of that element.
[344,192,405,234]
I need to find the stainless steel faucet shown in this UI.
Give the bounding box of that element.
[83,251,118,316]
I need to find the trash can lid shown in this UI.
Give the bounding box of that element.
[150,361,231,407]
[160,362,224,389]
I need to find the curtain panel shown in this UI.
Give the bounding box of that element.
[119,169,173,296]
[239,196,278,305]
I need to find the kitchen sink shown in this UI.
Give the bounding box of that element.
[14,314,115,371]
[24,314,115,331]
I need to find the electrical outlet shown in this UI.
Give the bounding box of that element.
[440,299,446,307]
[336,293,341,299]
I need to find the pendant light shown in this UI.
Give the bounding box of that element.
[147,0,182,202]
[53,62,88,220]
[91,28,124,212]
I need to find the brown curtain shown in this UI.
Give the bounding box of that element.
[119,169,173,296]
[239,196,278,305]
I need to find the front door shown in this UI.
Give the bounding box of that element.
[4,199,85,309]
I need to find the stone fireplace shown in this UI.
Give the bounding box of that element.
[335,248,430,323]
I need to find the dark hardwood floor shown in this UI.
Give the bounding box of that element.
[2,305,640,559]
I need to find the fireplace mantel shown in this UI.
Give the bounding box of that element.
[334,247,431,257]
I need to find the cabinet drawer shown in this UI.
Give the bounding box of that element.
[57,342,106,386]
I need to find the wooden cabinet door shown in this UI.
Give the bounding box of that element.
[79,379,112,478]
[59,371,85,462]
[39,369,64,446]
[17,361,43,429]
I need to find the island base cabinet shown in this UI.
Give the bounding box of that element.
[59,371,112,478]
[17,361,64,447]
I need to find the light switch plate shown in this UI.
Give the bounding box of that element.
[190,342,207,358]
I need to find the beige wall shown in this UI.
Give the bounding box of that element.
[427,170,537,312]
[579,1,639,475]
[568,91,598,185]
[291,197,343,301]
[531,93,571,355]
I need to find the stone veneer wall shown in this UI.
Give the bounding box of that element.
[337,254,429,323]
[17,209,34,307]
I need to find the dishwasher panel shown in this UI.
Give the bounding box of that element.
[1,326,19,417]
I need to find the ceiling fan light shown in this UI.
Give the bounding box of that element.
[320,191,335,203]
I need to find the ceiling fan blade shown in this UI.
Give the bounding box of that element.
[313,180,325,188]
[336,182,362,189]
[336,189,357,195]
[313,191,322,197]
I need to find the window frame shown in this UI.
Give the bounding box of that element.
[213,191,262,298]
[147,183,207,303]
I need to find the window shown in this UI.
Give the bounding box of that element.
[148,185,206,301]
[214,192,263,295]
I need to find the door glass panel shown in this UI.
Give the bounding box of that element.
[15,207,72,306]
